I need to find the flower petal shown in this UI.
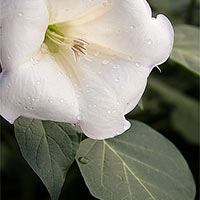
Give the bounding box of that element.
[47,0,173,139]
[62,49,151,139]
[0,0,49,70]
[0,51,79,124]
[59,0,174,68]
[48,0,105,24]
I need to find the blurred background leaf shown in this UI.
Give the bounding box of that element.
[148,77,199,145]
[170,25,200,75]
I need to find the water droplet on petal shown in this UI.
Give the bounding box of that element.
[78,157,89,164]
[60,99,64,103]
[48,99,53,103]
[130,25,135,30]
[146,39,152,45]
[115,78,120,83]
[135,62,140,67]
[115,130,121,135]
[37,81,41,85]
[102,60,109,65]
[76,115,82,121]
[107,110,111,114]
[128,56,133,61]
[94,104,97,108]
[18,12,23,17]
[88,104,92,108]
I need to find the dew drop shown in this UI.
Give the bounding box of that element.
[115,130,121,135]
[60,99,64,103]
[115,78,120,83]
[37,81,41,85]
[88,104,92,108]
[130,25,135,30]
[116,101,120,105]
[146,39,152,45]
[128,56,133,61]
[107,110,111,114]
[76,115,82,121]
[7,56,11,60]
[102,59,109,65]
[78,157,89,164]
[94,104,97,108]
[48,99,53,103]
[135,62,140,67]
[18,12,23,17]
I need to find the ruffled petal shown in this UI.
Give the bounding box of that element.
[57,0,174,68]
[0,51,79,124]
[47,0,173,139]
[61,48,151,139]
[0,0,49,70]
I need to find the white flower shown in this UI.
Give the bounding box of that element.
[0,0,174,139]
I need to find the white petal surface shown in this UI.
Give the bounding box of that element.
[0,51,79,124]
[58,48,151,139]
[0,0,49,70]
[55,0,174,68]
[47,0,174,139]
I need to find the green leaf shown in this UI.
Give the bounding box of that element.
[172,100,199,145]
[149,0,190,14]
[148,78,199,145]
[14,117,80,200]
[76,121,196,200]
[170,25,200,76]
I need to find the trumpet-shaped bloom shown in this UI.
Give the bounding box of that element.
[0,0,174,139]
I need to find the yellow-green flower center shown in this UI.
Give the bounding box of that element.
[44,24,89,60]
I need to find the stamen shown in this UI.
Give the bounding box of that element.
[45,27,89,62]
